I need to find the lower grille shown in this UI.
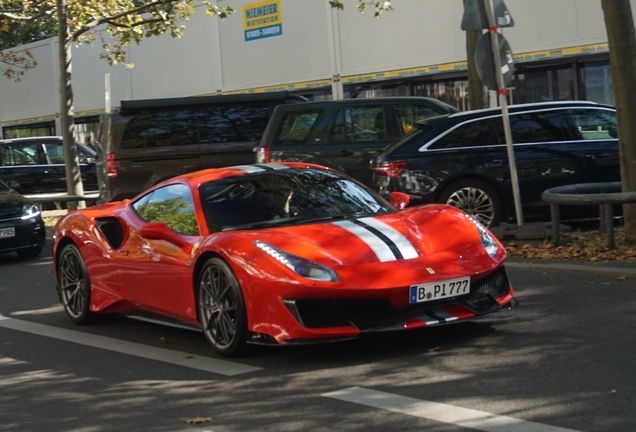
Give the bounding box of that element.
[462,267,510,313]
[289,299,394,329]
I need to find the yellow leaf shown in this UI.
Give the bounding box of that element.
[186,417,212,424]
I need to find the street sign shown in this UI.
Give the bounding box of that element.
[475,32,514,91]
[461,0,514,31]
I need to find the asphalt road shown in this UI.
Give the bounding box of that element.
[1,244,635,432]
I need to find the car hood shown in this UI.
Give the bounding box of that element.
[217,205,505,285]
[0,190,24,219]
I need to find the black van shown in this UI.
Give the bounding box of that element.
[96,92,305,202]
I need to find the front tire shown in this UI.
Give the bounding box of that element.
[57,244,94,324]
[197,258,249,357]
[439,179,503,227]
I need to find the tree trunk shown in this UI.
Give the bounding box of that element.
[463,0,487,110]
[56,0,84,210]
[602,0,636,243]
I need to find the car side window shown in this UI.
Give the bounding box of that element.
[43,142,66,164]
[198,104,270,143]
[567,109,617,140]
[508,111,570,143]
[395,104,446,135]
[330,106,385,143]
[429,118,499,150]
[273,109,322,145]
[132,184,199,236]
[4,143,42,165]
[121,111,198,149]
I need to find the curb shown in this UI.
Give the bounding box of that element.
[505,260,636,275]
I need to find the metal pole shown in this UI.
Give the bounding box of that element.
[484,0,524,226]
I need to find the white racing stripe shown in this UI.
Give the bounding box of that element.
[358,217,418,259]
[0,315,260,376]
[323,387,581,432]
[232,165,265,173]
[333,220,397,262]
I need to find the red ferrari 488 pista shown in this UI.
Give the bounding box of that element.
[53,163,515,356]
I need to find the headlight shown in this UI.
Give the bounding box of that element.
[254,241,339,282]
[21,204,41,220]
[466,215,499,258]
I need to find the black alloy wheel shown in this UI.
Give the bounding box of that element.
[58,244,93,324]
[198,257,249,357]
[439,179,503,227]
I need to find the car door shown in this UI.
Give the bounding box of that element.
[498,109,588,213]
[564,107,619,183]
[116,183,200,319]
[319,104,395,186]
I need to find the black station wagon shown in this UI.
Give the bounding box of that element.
[371,101,618,227]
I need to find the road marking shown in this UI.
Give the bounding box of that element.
[0,315,260,376]
[322,387,581,432]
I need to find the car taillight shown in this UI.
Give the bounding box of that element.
[106,153,118,178]
[372,162,407,178]
[256,146,270,163]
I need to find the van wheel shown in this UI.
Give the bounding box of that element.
[438,179,503,227]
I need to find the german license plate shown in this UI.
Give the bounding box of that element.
[410,276,470,304]
[0,226,15,239]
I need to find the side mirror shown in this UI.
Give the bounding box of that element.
[389,191,410,210]
[140,221,190,249]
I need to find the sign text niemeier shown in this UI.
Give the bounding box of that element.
[243,0,282,42]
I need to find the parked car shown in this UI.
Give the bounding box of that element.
[370,101,619,227]
[53,163,515,357]
[255,97,458,186]
[96,91,306,203]
[0,179,45,258]
[0,136,97,195]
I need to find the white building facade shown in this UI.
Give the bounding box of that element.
[0,0,624,138]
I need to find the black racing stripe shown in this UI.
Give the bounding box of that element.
[424,309,447,324]
[352,219,404,260]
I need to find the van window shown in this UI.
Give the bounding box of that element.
[330,105,385,143]
[121,104,271,149]
[395,104,446,135]
[273,109,322,145]
[121,111,198,149]
[198,105,270,143]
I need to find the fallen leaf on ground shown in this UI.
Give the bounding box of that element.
[617,276,627,281]
[186,417,212,424]
[428,346,440,353]
[184,355,194,359]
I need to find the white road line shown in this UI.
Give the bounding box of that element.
[0,315,260,376]
[322,387,581,432]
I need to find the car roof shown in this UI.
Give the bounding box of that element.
[161,163,333,188]
[277,97,458,107]
[448,100,613,119]
[0,136,63,144]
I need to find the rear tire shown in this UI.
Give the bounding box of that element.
[197,258,249,357]
[438,179,503,227]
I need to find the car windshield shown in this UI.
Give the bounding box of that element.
[199,168,395,232]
